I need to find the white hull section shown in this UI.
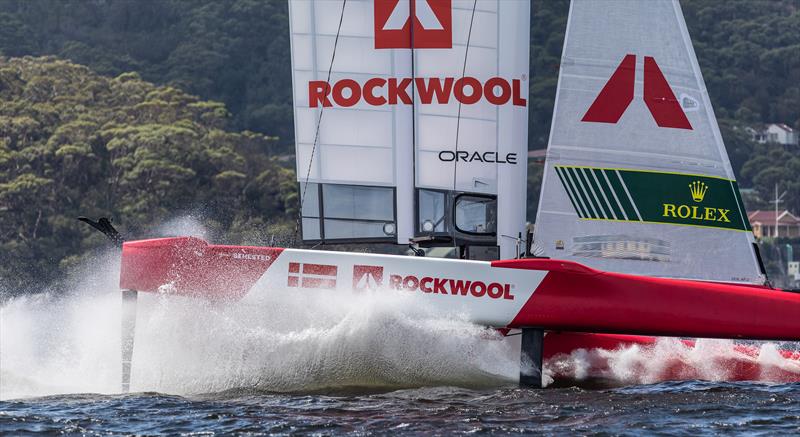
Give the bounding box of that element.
[250,249,546,327]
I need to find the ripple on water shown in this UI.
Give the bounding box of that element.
[1,383,799,435]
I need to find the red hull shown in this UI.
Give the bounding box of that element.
[494,258,800,341]
[121,237,800,340]
[119,236,800,384]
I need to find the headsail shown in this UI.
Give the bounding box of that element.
[288,0,530,259]
[534,0,764,283]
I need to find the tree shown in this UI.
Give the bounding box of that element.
[0,57,293,291]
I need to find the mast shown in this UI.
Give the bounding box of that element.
[770,183,787,238]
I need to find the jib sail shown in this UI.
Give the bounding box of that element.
[288,0,530,259]
[534,0,763,283]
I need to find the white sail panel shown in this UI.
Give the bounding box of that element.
[289,0,529,257]
[414,1,528,195]
[290,0,404,187]
[534,0,763,283]
[413,0,530,259]
[289,0,414,243]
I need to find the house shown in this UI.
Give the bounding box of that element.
[748,210,800,238]
[749,124,799,146]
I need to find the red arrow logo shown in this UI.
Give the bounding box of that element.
[582,54,692,130]
[374,0,452,49]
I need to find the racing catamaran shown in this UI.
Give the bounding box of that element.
[86,0,800,391]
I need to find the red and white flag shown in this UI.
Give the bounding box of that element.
[287,262,338,289]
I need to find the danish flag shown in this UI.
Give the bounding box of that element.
[287,262,338,289]
[374,0,452,49]
[582,54,693,130]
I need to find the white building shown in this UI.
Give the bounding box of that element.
[750,123,799,146]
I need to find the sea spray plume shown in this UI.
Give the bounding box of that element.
[1,216,519,397]
[544,338,800,386]
[129,283,519,394]
[0,251,123,399]
[156,216,209,240]
[4,215,799,398]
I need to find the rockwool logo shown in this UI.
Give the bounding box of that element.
[374,0,452,49]
[353,265,384,290]
[309,77,527,108]
[582,54,693,130]
[351,265,514,300]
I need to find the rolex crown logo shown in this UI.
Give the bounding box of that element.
[689,181,708,202]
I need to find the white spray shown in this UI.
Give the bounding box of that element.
[0,220,520,399]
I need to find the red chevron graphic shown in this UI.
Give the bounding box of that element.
[582,55,693,130]
[581,54,636,124]
[643,56,692,129]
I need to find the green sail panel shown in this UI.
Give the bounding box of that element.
[554,166,751,232]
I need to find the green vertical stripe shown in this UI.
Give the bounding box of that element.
[605,169,639,220]
[592,169,625,220]
[562,167,591,218]
[567,167,599,218]
[555,166,584,218]
[590,168,621,219]
[579,168,610,219]
[575,167,605,218]
[731,181,752,231]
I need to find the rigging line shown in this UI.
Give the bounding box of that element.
[451,0,479,249]
[410,0,417,242]
[296,0,348,244]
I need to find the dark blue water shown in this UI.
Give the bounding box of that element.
[2,382,799,435]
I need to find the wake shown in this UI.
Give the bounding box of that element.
[546,338,800,386]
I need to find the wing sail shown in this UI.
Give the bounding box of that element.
[289,0,530,258]
[534,0,763,283]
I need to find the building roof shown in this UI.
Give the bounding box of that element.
[768,123,795,133]
[747,210,800,225]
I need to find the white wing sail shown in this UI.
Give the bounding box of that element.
[289,0,413,243]
[289,0,530,259]
[534,0,763,283]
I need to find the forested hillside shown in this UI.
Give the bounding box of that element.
[0,0,294,143]
[0,58,296,288]
[0,0,798,287]
[1,0,798,148]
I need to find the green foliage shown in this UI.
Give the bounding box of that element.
[740,143,800,213]
[0,0,796,147]
[0,0,292,147]
[0,57,293,289]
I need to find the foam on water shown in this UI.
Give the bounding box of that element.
[547,337,800,386]
[0,255,124,399]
